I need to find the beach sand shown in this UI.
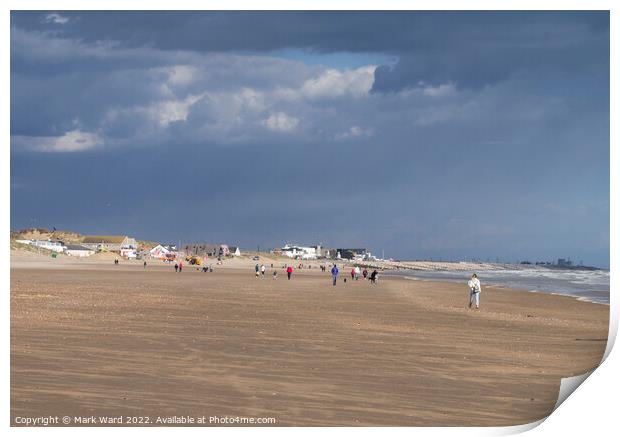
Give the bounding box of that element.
[10,254,608,426]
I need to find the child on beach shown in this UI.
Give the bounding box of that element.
[273,271,278,280]
[467,274,482,309]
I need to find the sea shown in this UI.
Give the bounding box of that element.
[387,267,610,304]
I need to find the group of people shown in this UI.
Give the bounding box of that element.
[331,264,378,286]
[252,262,379,286]
[255,263,267,277]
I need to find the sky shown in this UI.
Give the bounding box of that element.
[9,11,610,267]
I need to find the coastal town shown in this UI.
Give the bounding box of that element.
[11,228,599,273]
[11,228,378,264]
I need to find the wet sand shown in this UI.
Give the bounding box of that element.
[10,260,608,426]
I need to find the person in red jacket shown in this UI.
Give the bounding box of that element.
[286,265,293,280]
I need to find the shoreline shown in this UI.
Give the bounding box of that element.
[395,274,610,306]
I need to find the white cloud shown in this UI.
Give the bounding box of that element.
[162,65,200,87]
[44,13,69,25]
[148,93,205,126]
[422,82,456,98]
[12,130,102,152]
[301,66,376,99]
[335,126,373,140]
[263,112,299,132]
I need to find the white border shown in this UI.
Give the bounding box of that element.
[2,2,616,436]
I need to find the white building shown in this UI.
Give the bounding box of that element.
[120,248,137,259]
[81,235,137,252]
[16,239,66,253]
[280,244,319,260]
[65,244,95,257]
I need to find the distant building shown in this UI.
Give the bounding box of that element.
[322,248,338,259]
[184,243,234,257]
[17,239,66,253]
[229,246,241,256]
[337,248,368,260]
[120,248,137,259]
[82,235,137,252]
[65,244,95,257]
[280,244,320,260]
[557,258,573,267]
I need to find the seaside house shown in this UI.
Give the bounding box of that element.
[65,244,95,257]
[120,247,137,259]
[280,244,319,260]
[16,239,67,253]
[336,248,368,260]
[81,235,137,253]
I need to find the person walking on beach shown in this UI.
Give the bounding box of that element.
[370,269,378,284]
[351,268,356,280]
[255,263,260,277]
[468,273,482,309]
[286,265,293,280]
[273,271,278,280]
[354,266,361,280]
[179,261,183,273]
[362,268,368,279]
[261,264,266,276]
[143,261,147,269]
[331,264,339,286]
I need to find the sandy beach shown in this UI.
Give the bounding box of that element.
[10,252,608,426]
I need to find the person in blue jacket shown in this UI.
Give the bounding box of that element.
[331,264,339,286]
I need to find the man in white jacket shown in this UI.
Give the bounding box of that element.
[467,274,482,309]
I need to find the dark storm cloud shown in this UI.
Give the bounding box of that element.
[11,11,609,90]
[10,11,610,267]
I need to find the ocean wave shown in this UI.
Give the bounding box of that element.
[389,267,609,304]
